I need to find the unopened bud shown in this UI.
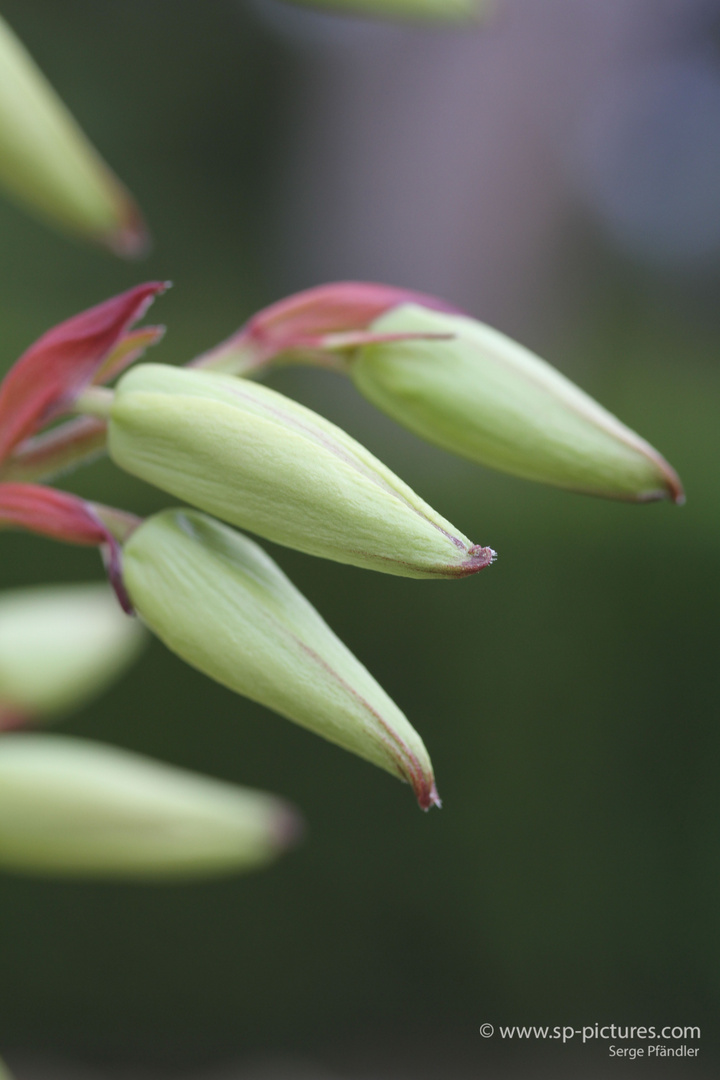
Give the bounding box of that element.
[0,16,148,255]
[0,583,144,724]
[108,364,494,579]
[351,304,683,503]
[122,509,440,809]
[0,735,300,878]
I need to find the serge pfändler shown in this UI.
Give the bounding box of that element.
[609,1045,700,1058]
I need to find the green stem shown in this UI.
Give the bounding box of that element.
[73,386,114,419]
[189,339,266,376]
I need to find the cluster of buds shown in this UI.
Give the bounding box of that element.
[0,278,682,878]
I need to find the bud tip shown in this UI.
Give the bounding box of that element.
[417,780,442,812]
[272,803,305,850]
[457,544,497,577]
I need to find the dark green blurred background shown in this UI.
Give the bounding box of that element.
[0,1,718,1075]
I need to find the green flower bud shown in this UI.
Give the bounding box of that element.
[0,583,144,725]
[122,509,440,809]
[351,304,683,503]
[108,363,494,579]
[0,735,300,878]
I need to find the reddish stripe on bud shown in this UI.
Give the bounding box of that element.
[0,483,137,612]
[0,282,168,463]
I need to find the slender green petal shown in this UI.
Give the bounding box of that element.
[0,735,300,878]
[122,509,440,808]
[108,363,494,579]
[0,15,147,254]
[0,583,144,721]
[0,1057,12,1080]
[351,304,684,503]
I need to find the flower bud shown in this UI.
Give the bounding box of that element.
[350,304,683,503]
[0,583,145,725]
[0,15,148,255]
[108,363,494,579]
[122,508,440,809]
[0,735,301,878]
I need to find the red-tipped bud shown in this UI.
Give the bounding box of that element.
[0,282,167,463]
[0,483,138,611]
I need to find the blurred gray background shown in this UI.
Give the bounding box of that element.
[0,0,718,1075]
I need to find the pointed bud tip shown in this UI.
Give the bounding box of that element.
[665,467,685,506]
[454,544,497,577]
[272,804,305,850]
[416,780,442,811]
[106,223,151,260]
[630,458,684,506]
[103,200,153,260]
[644,448,684,506]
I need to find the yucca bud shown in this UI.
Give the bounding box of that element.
[0,583,145,728]
[122,508,440,809]
[351,304,684,503]
[0,15,148,255]
[0,735,301,878]
[108,364,494,579]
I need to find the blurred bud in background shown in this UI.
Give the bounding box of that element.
[0,734,301,879]
[284,0,488,24]
[122,508,440,809]
[0,14,148,256]
[0,583,145,730]
[108,363,494,579]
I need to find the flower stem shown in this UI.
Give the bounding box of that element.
[73,386,114,419]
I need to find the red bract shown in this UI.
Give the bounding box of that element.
[0,282,167,464]
[194,281,461,368]
[0,483,138,612]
